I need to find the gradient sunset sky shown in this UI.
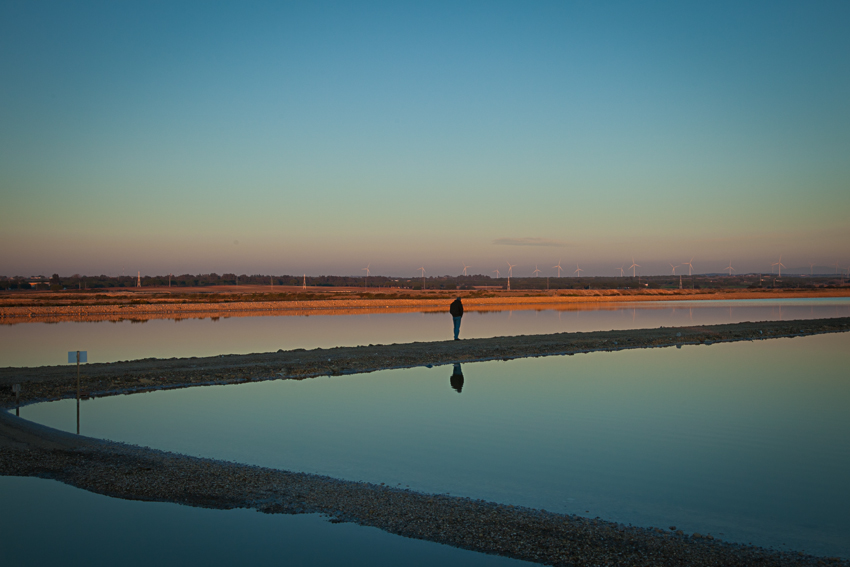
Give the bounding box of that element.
[2,1,848,277]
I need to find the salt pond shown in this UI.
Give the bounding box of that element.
[20,332,850,558]
[0,476,531,567]
[2,297,849,367]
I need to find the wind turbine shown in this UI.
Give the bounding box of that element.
[418,267,426,290]
[684,258,694,276]
[629,258,640,277]
[553,259,564,277]
[574,264,583,277]
[810,263,815,276]
[771,256,785,278]
[462,263,471,276]
[362,264,370,289]
[616,265,625,277]
[506,261,516,291]
[532,265,542,277]
[670,263,680,275]
[492,269,500,279]
[725,261,735,276]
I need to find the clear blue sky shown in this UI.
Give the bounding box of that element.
[2,1,848,277]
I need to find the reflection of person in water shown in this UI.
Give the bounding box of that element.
[450,363,464,393]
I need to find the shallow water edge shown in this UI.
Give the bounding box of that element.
[3,321,849,565]
[2,317,849,410]
[1,408,844,567]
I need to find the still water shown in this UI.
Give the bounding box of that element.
[2,298,849,367]
[0,476,530,567]
[21,333,850,558]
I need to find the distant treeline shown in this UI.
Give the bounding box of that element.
[1,272,845,291]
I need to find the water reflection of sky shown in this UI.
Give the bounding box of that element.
[21,333,850,558]
[0,477,530,567]
[2,298,849,367]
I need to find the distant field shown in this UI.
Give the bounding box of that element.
[1,286,849,325]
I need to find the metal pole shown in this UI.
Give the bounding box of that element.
[76,351,80,435]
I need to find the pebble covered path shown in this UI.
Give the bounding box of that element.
[2,317,849,409]
[1,411,846,567]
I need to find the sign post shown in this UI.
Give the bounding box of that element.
[12,383,21,416]
[68,351,87,434]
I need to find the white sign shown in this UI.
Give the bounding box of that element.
[67,351,87,363]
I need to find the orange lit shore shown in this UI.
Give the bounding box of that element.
[1,287,849,325]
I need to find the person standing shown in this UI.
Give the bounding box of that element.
[449,296,463,340]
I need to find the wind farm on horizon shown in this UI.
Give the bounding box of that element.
[5,243,850,294]
[6,255,850,281]
[5,254,849,294]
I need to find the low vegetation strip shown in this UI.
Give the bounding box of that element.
[2,288,848,322]
[2,317,849,409]
[0,411,846,566]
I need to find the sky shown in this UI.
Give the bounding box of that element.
[1,1,849,278]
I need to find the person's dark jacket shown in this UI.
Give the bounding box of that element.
[449,298,463,317]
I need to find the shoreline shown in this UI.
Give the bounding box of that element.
[3,411,843,567]
[2,317,849,408]
[3,411,844,567]
[2,319,849,565]
[2,288,848,325]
